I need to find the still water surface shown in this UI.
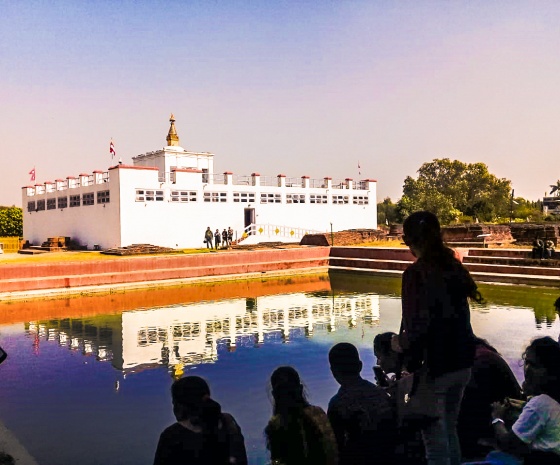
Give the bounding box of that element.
[0,272,559,465]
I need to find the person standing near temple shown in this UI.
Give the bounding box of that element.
[214,229,221,250]
[204,227,213,249]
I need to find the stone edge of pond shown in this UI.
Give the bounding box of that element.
[0,266,329,303]
[0,421,38,465]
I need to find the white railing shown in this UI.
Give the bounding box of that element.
[241,223,323,242]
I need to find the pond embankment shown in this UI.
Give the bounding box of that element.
[1,246,559,301]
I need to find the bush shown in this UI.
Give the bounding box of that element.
[0,207,22,237]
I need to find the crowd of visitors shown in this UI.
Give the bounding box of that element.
[154,211,560,465]
[204,226,234,249]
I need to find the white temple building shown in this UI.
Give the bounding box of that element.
[22,115,377,249]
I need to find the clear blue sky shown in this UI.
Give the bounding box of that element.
[1,0,560,207]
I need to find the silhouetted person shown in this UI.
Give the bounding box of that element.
[391,211,480,465]
[328,343,396,465]
[153,376,247,465]
[458,337,522,459]
[545,240,555,259]
[373,331,401,388]
[532,239,544,259]
[265,366,338,465]
[374,332,427,465]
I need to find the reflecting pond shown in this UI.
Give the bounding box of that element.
[0,272,559,465]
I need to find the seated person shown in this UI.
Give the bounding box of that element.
[265,366,338,465]
[532,239,544,259]
[458,337,523,459]
[328,343,396,465]
[153,376,247,465]
[373,332,425,465]
[373,331,402,388]
[465,337,560,465]
[545,240,556,259]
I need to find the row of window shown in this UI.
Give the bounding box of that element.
[134,189,369,205]
[27,191,110,212]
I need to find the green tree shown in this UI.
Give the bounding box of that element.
[396,158,512,224]
[377,197,399,225]
[512,198,542,222]
[0,206,23,237]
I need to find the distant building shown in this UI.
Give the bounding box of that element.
[22,115,377,249]
[542,195,560,215]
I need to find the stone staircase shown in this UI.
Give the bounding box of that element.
[329,247,560,287]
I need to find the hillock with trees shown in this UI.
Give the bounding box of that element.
[378,158,543,225]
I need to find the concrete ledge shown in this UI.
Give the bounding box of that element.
[0,257,329,293]
[329,257,411,271]
[464,262,560,277]
[0,267,329,302]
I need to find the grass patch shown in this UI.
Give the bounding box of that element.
[0,248,213,265]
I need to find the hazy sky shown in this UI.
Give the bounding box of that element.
[2,0,560,207]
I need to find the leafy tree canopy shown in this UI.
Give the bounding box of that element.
[377,197,399,225]
[0,207,23,237]
[396,158,512,224]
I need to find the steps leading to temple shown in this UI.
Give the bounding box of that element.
[328,247,560,286]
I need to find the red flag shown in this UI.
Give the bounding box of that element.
[110,140,116,158]
[29,168,36,182]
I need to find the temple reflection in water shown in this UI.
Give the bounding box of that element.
[25,293,380,378]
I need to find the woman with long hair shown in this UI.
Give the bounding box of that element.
[265,366,338,465]
[391,211,481,465]
[153,376,247,465]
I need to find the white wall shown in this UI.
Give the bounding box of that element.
[118,169,377,248]
[22,175,121,249]
[22,165,377,249]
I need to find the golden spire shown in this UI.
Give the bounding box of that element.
[166,113,180,146]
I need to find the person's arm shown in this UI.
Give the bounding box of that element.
[491,402,531,456]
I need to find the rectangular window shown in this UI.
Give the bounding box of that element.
[36,200,45,211]
[27,201,36,212]
[260,193,282,204]
[352,195,369,205]
[97,190,110,204]
[58,196,68,209]
[332,195,349,205]
[70,195,81,207]
[286,194,306,204]
[310,194,328,204]
[47,198,56,210]
[233,192,255,203]
[203,192,227,202]
[135,189,164,202]
[83,193,94,206]
[171,191,197,202]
